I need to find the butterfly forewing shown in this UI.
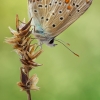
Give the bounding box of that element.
[55,0,92,36]
[28,0,92,39]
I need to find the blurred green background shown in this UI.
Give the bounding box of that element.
[0,0,100,100]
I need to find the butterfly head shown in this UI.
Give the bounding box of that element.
[44,38,57,47]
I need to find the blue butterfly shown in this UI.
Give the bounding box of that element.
[28,0,92,47]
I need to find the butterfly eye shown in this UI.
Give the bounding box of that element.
[49,38,54,44]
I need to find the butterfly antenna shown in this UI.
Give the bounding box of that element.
[55,39,79,57]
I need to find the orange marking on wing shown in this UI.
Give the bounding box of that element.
[67,4,72,10]
[86,0,90,3]
[65,0,70,4]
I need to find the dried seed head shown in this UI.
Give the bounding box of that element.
[6,15,42,92]
[6,15,42,69]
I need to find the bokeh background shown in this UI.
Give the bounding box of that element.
[0,0,100,100]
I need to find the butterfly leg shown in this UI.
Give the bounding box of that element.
[34,41,43,51]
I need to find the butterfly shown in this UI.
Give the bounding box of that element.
[28,0,92,47]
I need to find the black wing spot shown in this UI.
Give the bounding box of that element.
[34,10,37,12]
[73,3,75,6]
[55,1,57,4]
[60,17,64,20]
[38,4,43,7]
[49,3,52,6]
[46,18,49,21]
[59,10,62,14]
[76,5,79,7]
[59,2,62,5]
[52,24,56,27]
[45,5,47,8]
[52,13,55,15]
[41,17,44,19]
[77,9,80,12]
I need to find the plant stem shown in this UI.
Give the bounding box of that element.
[26,90,31,100]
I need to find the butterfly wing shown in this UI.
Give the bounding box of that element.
[28,0,92,37]
[41,0,93,37]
